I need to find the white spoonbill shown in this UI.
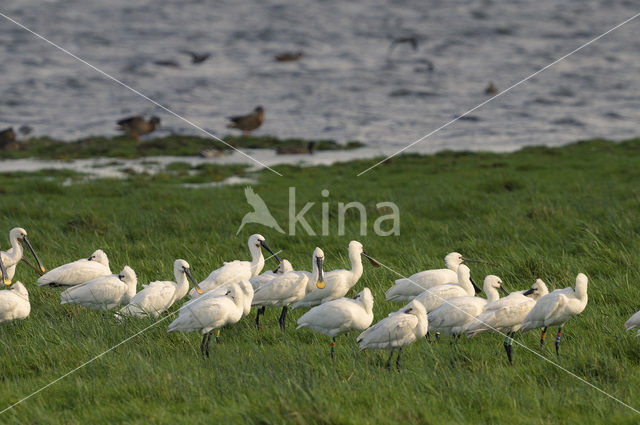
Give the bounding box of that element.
[357,299,428,371]
[625,310,640,337]
[116,259,202,319]
[297,287,374,365]
[464,279,549,365]
[0,282,30,324]
[385,252,496,302]
[412,264,481,313]
[253,248,324,330]
[189,234,281,298]
[60,266,138,311]
[1,227,45,283]
[521,273,588,357]
[38,249,111,287]
[292,241,379,309]
[249,259,293,291]
[169,283,245,357]
[194,279,254,318]
[427,275,507,340]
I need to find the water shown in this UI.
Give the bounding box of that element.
[0,0,638,156]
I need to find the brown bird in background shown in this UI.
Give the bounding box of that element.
[0,127,19,151]
[485,82,499,95]
[117,116,161,140]
[275,51,304,62]
[227,106,264,136]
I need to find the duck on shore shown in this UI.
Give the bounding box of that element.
[227,106,264,137]
[117,116,161,140]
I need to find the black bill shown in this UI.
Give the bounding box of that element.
[260,240,282,263]
[23,235,45,274]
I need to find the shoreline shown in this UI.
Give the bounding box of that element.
[0,137,637,180]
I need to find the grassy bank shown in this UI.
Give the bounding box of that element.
[1,138,640,424]
[0,134,364,160]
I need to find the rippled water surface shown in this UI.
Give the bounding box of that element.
[0,0,638,154]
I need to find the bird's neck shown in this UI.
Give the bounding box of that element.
[250,249,265,277]
[485,287,500,303]
[348,250,363,282]
[174,271,189,300]
[3,237,23,267]
[575,282,588,302]
[127,279,137,299]
[459,275,475,296]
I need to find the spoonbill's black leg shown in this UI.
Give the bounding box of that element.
[504,332,514,366]
[386,348,395,372]
[215,330,221,344]
[540,327,548,353]
[396,347,403,370]
[255,306,265,328]
[555,327,563,358]
[278,306,288,331]
[201,332,211,358]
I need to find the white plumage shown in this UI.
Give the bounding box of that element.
[0,282,31,324]
[60,266,137,311]
[189,234,280,298]
[625,310,640,337]
[116,259,201,319]
[412,264,478,312]
[357,299,428,370]
[168,283,245,357]
[385,252,465,302]
[292,241,378,309]
[521,273,588,357]
[297,287,374,337]
[428,275,506,337]
[1,227,45,282]
[38,249,111,287]
[521,274,588,332]
[196,280,254,317]
[465,279,549,337]
[249,259,293,291]
[253,248,323,330]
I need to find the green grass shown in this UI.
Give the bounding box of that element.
[0,135,364,160]
[2,138,640,424]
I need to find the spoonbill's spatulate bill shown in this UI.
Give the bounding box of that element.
[465,279,549,364]
[249,259,293,291]
[413,264,481,313]
[38,249,111,287]
[60,266,138,311]
[427,275,506,339]
[253,248,324,330]
[385,252,495,302]
[117,259,202,319]
[0,227,45,281]
[169,283,245,357]
[357,299,428,371]
[521,273,588,357]
[292,241,378,309]
[0,282,30,324]
[625,310,640,336]
[297,287,374,364]
[189,234,281,298]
